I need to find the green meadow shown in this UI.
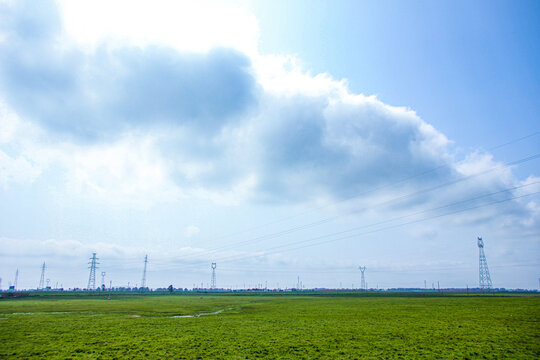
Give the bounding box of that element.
[0,292,538,359]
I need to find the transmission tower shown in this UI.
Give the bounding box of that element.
[359,266,366,290]
[211,263,216,289]
[38,262,46,290]
[87,253,99,290]
[101,272,106,286]
[14,269,18,290]
[477,237,492,289]
[141,255,148,289]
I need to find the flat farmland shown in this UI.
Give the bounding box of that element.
[0,293,538,359]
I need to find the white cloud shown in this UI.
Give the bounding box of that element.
[64,135,184,206]
[254,54,348,98]
[58,0,260,56]
[0,150,41,189]
[184,225,200,238]
[0,0,536,215]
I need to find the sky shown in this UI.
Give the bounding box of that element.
[0,0,539,291]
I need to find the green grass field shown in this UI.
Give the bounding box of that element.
[0,292,538,359]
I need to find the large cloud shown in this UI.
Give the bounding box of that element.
[0,1,256,140]
[0,0,537,224]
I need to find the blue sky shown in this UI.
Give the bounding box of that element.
[0,0,538,290]
[251,0,540,165]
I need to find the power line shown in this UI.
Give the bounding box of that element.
[199,130,540,243]
[76,137,540,275]
[210,189,540,266]
[161,158,540,268]
[167,152,540,262]
[215,262,540,275]
[486,130,540,152]
[151,186,539,271]
[139,150,540,271]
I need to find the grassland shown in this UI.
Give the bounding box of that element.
[0,292,538,359]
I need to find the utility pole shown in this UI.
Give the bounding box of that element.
[101,272,106,290]
[14,269,18,290]
[38,262,46,290]
[87,253,99,291]
[477,237,493,290]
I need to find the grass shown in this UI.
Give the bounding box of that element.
[0,292,538,359]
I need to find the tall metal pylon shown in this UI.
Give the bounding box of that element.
[141,255,148,289]
[211,263,216,289]
[87,253,99,290]
[13,269,18,290]
[477,237,492,289]
[359,266,366,290]
[38,262,46,290]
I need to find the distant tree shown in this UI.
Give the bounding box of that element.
[168,285,174,293]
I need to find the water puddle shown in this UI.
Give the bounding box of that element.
[170,309,224,318]
[8,309,226,319]
[47,312,72,315]
[10,311,75,316]
[11,312,35,315]
[199,309,223,316]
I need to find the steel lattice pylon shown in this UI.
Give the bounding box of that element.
[359,266,366,290]
[87,253,99,290]
[477,237,492,289]
[211,263,217,289]
[38,262,46,290]
[14,269,18,290]
[141,255,148,289]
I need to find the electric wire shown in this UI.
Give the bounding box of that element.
[152,151,540,263]
[147,184,540,271]
[206,190,540,265]
[92,132,540,275]
[206,130,540,242]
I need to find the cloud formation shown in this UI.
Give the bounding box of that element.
[0,2,256,140]
[0,0,537,222]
